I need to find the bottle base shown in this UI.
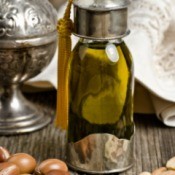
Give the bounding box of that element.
[67,133,134,174]
[68,163,133,174]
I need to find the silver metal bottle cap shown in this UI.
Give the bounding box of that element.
[73,0,130,40]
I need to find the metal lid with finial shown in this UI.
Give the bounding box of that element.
[73,0,130,40]
[0,0,57,48]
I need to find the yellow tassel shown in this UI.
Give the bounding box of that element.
[55,0,73,130]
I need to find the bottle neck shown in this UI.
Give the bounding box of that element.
[79,38,123,44]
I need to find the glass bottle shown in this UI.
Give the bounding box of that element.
[67,0,134,173]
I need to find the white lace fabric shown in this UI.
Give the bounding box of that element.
[126,0,175,102]
[125,0,175,127]
[129,0,172,49]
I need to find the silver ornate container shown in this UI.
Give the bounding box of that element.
[0,0,57,135]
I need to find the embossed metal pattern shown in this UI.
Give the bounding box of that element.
[67,134,134,174]
[0,41,56,85]
[0,0,57,84]
[0,0,57,39]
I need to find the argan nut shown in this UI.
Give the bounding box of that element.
[46,170,70,175]
[0,162,20,175]
[152,167,167,175]
[166,157,175,170]
[7,153,36,174]
[160,170,175,175]
[0,147,10,162]
[139,172,151,175]
[35,159,68,175]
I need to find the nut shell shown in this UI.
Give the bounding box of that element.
[160,170,175,175]
[7,153,36,174]
[35,159,68,175]
[152,167,167,175]
[139,172,151,175]
[0,162,20,175]
[0,147,10,162]
[167,157,175,170]
[46,170,70,175]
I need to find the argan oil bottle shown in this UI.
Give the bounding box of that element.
[67,0,134,173]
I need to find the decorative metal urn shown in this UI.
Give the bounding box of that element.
[0,0,57,135]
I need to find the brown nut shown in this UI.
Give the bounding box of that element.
[35,159,68,175]
[160,170,175,175]
[152,167,167,175]
[46,170,70,175]
[166,157,175,170]
[7,153,37,174]
[0,162,20,175]
[139,172,151,175]
[0,147,10,162]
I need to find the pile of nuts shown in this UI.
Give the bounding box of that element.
[0,146,70,175]
[139,157,175,175]
[4,144,175,175]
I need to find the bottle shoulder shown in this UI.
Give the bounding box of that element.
[73,39,131,53]
[72,40,133,67]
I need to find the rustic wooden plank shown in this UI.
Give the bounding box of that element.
[0,91,175,175]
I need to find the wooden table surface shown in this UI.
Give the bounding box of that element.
[0,90,175,175]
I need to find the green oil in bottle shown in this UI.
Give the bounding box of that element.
[68,39,134,143]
